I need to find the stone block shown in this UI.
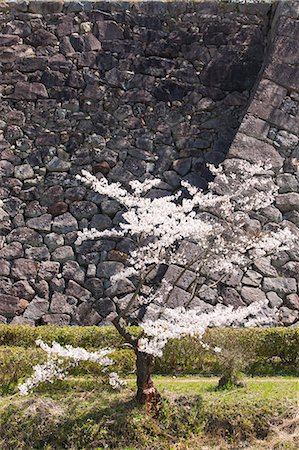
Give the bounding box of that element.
[240,287,267,305]
[276,193,299,212]
[23,297,49,320]
[52,213,78,234]
[229,133,284,170]
[12,82,48,100]
[263,277,297,295]
[0,294,18,318]
[27,214,52,232]
[51,246,75,263]
[42,314,70,326]
[65,280,91,301]
[11,258,38,280]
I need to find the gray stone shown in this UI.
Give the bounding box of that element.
[11,258,38,280]
[52,213,78,234]
[285,294,299,310]
[50,276,65,293]
[65,280,91,301]
[48,202,68,217]
[42,314,71,326]
[13,280,35,300]
[76,302,101,326]
[84,278,103,299]
[6,227,43,246]
[14,164,34,180]
[50,293,74,315]
[105,278,135,297]
[95,21,124,40]
[35,280,49,300]
[93,298,115,317]
[0,242,23,260]
[65,186,86,202]
[62,261,85,284]
[25,246,50,261]
[38,261,60,281]
[0,294,19,318]
[52,246,75,263]
[242,270,263,287]
[0,259,10,276]
[164,265,196,290]
[41,186,64,206]
[229,133,284,170]
[27,214,52,232]
[0,160,14,177]
[164,286,191,308]
[101,200,120,217]
[12,82,48,100]
[240,287,267,305]
[267,291,283,308]
[44,233,64,251]
[69,201,98,220]
[261,206,282,223]
[277,174,298,193]
[25,201,47,218]
[86,264,97,278]
[279,306,299,326]
[275,130,299,149]
[23,297,49,321]
[225,269,243,287]
[97,261,124,279]
[253,257,278,277]
[46,157,71,172]
[276,193,299,212]
[263,277,297,295]
[90,214,112,230]
[10,316,35,326]
[221,287,245,308]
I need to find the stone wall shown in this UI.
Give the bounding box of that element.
[0,0,297,327]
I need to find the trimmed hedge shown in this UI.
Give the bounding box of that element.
[0,326,298,378]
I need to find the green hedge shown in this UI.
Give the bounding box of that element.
[0,326,298,381]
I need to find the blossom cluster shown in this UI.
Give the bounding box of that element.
[18,340,125,395]
[74,161,296,349]
[138,300,276,357]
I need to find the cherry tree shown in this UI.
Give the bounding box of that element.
[19,160,295,403]
[74,159,294,403]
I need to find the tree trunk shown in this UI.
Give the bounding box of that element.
[135,350,153,404]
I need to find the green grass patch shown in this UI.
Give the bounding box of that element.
[0,376,297,449]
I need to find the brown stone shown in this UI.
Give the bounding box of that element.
[107,250,128,263]
[48,202,68,217]
[12,82,48,100]
[11,258,38,280]
[285,294,299,310]
[0,294,19,318]
[16,298,29,315]
[92,161,111,175]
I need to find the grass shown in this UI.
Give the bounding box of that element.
[0,375,298,449]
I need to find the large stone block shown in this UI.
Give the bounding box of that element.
[276,193,299,212]
[11,258,38,280]
[23,297,49,320]
[229,133,284,170]
[12,82,48,100]
[263,277,297,296]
